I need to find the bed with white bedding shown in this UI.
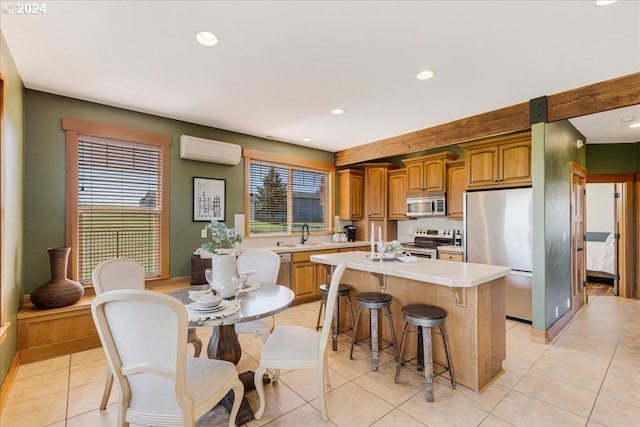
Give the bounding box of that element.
[586,232,615,279]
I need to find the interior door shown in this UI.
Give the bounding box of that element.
[570,162,587,310]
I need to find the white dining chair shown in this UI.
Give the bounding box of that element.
[91,289,244,427]
[254,261,347,422]
[92,258,202,409]
[234,250,281,342]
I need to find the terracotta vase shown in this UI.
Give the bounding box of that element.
[30,247,84,309]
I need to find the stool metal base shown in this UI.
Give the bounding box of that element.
[395,304,456,403]
[350,292,398,372]
[316,284,355,351]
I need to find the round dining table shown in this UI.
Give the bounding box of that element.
[171,282,294,424]
[171,282,295,362]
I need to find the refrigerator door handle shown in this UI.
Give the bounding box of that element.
[510,270,533,277]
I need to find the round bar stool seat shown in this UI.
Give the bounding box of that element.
[350,292,398,372]
[395,304,456,403]
[316,283,356,351]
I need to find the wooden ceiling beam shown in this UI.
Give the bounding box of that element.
[547,72,640,122]
[335,72,640,168]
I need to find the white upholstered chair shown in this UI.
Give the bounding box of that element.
[254,262,347,422]
[92,258,202,409]
[234,250,281,342]
[91,289,243,427]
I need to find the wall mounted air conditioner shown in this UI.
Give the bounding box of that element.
[179,135,242,165]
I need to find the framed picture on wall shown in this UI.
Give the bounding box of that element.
[193,177,226,222]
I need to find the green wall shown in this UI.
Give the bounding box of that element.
[586,142,640,174]
[532,120,586,331]
[0,32,25,384]
[23,90,334,294]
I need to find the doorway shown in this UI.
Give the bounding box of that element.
[570,162,587,313]
[586,174,637,299]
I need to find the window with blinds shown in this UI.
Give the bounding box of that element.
[248,161,330,235]
[63,117,171,284]
[77,137,162,280]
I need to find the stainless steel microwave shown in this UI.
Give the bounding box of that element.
[406,193,446,217]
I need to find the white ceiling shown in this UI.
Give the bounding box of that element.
[1,1,639,153]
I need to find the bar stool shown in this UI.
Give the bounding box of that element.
[316,283,356,351]
[350,292,398,371]
[395,304,456,403]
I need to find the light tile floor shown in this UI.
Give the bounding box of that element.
[2,295,639,427]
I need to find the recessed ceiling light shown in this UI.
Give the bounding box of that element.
[620,116,635,123]
[196,31,218,46]
[596,0,618,6]
[630,123,640,128]
[331,108,345,115]
[302,138,312,142]
[416,70,435,80]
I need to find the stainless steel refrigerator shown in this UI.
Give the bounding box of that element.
[464,187,533,322]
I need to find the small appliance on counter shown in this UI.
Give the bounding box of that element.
[344,225,357,242]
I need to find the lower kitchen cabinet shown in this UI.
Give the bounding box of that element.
[438,251,463,262]
[291,249,338,304]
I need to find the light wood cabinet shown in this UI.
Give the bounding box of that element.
[402,152,458,193]
[291,249,338,304]
[438,251,463,262]
[338,169,364,220]
[388,169,408,220]
[351,163,398,242]
[365,165,389,218]
[447,160,465,219]
[460,132,532,190]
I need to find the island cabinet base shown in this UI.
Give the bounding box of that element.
[338,269,506,392]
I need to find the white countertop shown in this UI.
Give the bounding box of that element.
[258,240,370,254]
[310,251,510,288]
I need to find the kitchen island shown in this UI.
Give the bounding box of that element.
[310,251,511,392]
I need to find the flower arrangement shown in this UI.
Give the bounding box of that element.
[201,220,243,254]
[385,240,403,254]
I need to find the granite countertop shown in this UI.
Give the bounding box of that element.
[310,251,510,288]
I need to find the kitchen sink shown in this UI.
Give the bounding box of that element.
[277,243,321,248]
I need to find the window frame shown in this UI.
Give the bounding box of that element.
[0,74,7,343]
[62,117,172,283]
[243,148,335,237]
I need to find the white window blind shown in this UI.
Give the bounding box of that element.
[248,161,330,235]
[77,136,162,280]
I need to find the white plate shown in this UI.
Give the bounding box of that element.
[187,300,228,312]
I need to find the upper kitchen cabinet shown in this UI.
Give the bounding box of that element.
[365,163,396,219]
[402,152,458,193]
[338,169,364,220]
[350,163,398,242]
[446,160,465,219]
[460,131,532,190]
[388,169,408,220]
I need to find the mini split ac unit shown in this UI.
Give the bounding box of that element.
[179,135,242,165]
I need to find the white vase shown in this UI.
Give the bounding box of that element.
[211,252,237,298]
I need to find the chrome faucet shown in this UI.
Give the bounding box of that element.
[301,223,310,244]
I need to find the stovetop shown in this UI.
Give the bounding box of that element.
[412,228,454,246]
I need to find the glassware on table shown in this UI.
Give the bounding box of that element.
[204,268,213,290]
[376,240,386,263]
[233,273,248,303]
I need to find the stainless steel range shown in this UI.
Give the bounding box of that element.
[402,228,455,259]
